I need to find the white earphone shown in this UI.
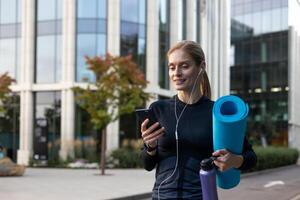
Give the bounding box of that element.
[158,66,205,200]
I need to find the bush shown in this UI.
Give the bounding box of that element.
[245,146,299,173]
[110,148,143,168]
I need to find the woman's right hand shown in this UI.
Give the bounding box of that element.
[141,119,165,148]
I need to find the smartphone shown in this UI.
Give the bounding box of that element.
[135,108,161,130]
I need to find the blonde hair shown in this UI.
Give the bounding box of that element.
[167,40,211,99]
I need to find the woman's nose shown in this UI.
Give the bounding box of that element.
[174,67,182,76]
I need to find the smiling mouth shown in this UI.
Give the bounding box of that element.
[174,79,186,85]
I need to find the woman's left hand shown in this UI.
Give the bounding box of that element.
[212,149,244,172]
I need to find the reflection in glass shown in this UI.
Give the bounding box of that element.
[76,34,97,82]
[34,92,61,163]
[121,0,139,23]
[35,0,62,83]
[120,0,146,73]
[36,35,61,83]
[74,104,99,162]
[76,0,107,82]
[230,0,289,146]
[0,0,21,82]
[0,38,16,77]
[0,94,20,161]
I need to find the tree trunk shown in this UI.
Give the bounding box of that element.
[100,128,106,175]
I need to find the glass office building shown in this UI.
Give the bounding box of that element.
[230,0,289,145]
[0,0,230,165]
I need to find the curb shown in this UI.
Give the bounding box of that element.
[108,193,152,200]
[241,164,299,178]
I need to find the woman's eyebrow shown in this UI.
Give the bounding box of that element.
[168,60,191,66]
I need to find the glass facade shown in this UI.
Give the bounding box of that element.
[0,94,20,161]
[120,0,146,73]
[159,0,170,89]
[35,0,62,83]
[34,92,61,162]
[0,0,21,82]
[76,0,107,82]
[119,0,147,145]
[74,104,99,162]
[230,0,288,146]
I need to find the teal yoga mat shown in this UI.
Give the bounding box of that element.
[213,95,249,189]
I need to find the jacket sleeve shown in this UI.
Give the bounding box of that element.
[140,145,159,171]
[238,137,257,171]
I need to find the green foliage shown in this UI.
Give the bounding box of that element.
[73,54,150,130]
[108,139,143,168]
[244,146,299,173]
[110,148,143,168]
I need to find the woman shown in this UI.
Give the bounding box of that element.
[140,40,257,199]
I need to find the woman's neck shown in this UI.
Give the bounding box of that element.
[178,90,202,104]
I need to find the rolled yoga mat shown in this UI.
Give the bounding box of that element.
[213,95,249,189]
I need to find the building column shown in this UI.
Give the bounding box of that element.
[106,0,120,152]
[288,26,300,159]
[59,0,76,160]
[17,0,35,165]
[201,0,230,100]
[218,0,230,97]
[288,0,300,163]
[146,0,159,96]
[186,0,197,41]
[170,0,180,46]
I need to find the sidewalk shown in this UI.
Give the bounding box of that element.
[0,168,155,200]
[1,165,300,200]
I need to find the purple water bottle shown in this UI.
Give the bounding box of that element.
[200,158,218,200]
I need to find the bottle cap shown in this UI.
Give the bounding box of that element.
[200,157,215,171]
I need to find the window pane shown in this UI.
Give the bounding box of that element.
[271,8,281,32]
[77,0,97,18]
[57,0,62,19]
[0,0,17,24]
[98,0,107,19]
[0,39,16,78]
[139,0,146,24]
[261,9,272,33]
[76,34,96,82]
[121,0,138,22]
[16,38,20,82]
[37,0,56,21]
[96,34,106,56]
[56,35,62,82]
[17,0,21,23]
[121,22,138,36]
[36,36,55,83]
[34,92,61,162]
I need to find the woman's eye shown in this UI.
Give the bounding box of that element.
[169,66,175,70]
[182,64,189,69]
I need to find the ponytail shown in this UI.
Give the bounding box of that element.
[200,70,211,99]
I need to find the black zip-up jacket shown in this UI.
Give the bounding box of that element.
[141,95,257,200]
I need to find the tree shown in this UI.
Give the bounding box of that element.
[0,73,15,114]
[73,53,150,175]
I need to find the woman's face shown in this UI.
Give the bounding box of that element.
[168,49,201,92]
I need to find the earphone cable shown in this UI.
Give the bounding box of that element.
[157,69,203,200]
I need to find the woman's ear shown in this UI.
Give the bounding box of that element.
[200,61,206,69]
